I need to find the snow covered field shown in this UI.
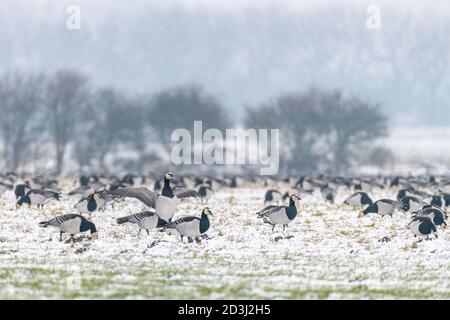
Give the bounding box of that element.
[0,181,450,299]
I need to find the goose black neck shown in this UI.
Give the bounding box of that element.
[200,212,210,234]
[162,177,174,197]
[289,197,297,208]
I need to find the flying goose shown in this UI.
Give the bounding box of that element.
[160,207,213,243]
[257,194,301,231]
[104,171,199,223]
[39,214,98,241]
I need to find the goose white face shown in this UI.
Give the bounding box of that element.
[93,193,101,200]
[165,172,174,180]
[290,194,301,202]
[203,207,213,216]
[91,232,99,240]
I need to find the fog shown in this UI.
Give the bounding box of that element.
[1,0,449,124]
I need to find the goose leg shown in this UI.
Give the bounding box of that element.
[272,224,275,232]
[59,231,64,241]
[146,230,150,236]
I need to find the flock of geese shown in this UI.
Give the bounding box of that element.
[1,171,449,244]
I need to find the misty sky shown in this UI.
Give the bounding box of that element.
[1,0,450,125]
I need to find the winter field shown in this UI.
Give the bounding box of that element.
[0,180,450,300]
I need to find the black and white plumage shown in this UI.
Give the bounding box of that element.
[73,192,110,217]
[257,194,301,231]
[16,189,61,209]
[198,185,214,202]
[320,186,336,204]
[361,199,405,217]
[117,211,167,236]
[412,205,447,229]
[399,196,424,213]
[39,214,98,241]
[160,207,213,242]
[344,192,373,209]
[408,216,438,240]
[104,171,199,222]
[14,183,31,199]
[263,189,283,203]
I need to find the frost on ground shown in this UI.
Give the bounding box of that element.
[0,183,449,299]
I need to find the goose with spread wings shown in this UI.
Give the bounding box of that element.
[103,171,199,223]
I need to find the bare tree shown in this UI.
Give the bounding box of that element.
[148,85,231,148]
[44,70,89,175]
[0,72,46,171]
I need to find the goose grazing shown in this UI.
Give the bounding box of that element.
[39,214,98,241]
[413,206,447,229]
[257,194,301,232]
[399,196,424,213]
[104,171,199,223]
[360,199,405,217]
[263,189,283,203]
[16,189,61,209]
[198,185,214,203]
[344,192,373,209]
[160,207,213,243]
[117,211,167,236]
[73,192,110,218]
[14,182,31,199]
[320,186,336,204]
[408,216,438,240]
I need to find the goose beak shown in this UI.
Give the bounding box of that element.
[91,232,98,240]
[358,212,364,218]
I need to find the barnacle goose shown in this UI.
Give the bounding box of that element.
[263,189,283,203]
[104,171,199,223]
[408,216,438,240]
[412,205,447,229]
[16,189,61,209]
[257,194,301,231]
[343,192,373,209]
[39,214,98,241]
[73,192,111,218]
[160,207,213,243]
[399,196,424,213]
[360,199,405,217]
[117,211,167,236]
[14,182,31,199]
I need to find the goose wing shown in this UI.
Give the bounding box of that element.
[104,187,158,208]
[44,214,82,227]
[173,186,200,199]
[257,205,284,218]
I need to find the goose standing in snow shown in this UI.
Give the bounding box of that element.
[14,182,31,199]
[117,211,167,236]
[412,206,447,229]
[39,214,98,241]
[104,171,199,223]
[257,194,301,232]
[344,192,373,209]
[16,189,61,209]
[360,199,405,218]
[160,207,213,243]
[399,196,424,213]
[263,189,283,203]
[73,192,111,218]
[408,216,438,240]
[198,184,214,203]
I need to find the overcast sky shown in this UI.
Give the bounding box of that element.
[2,0,450,124]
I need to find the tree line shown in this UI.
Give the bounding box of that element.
[0,69,391,175]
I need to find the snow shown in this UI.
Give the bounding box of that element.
[0,181,449,299]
